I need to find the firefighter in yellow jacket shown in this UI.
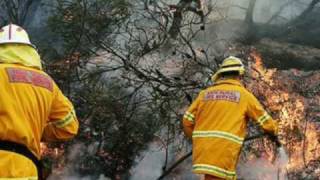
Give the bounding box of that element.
[0,24,79,180]
[182,56,278,180]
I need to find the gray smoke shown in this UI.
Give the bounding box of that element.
[237,147,289,180]
[129,138,200,180]
[130,142,166,180]
[47,143,110,180]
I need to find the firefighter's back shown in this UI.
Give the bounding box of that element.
[0,63,54,178]
[182,56,278,180]
[0,24,79,180]
[191,79,253,179]
[195,79,250,137]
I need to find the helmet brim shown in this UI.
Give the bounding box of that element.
[211,67,245,82]
[0,41,37,49]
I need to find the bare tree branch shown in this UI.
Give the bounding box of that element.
[168,0,205,39]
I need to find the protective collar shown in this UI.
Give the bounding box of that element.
[0,44,42,70]
[214,79,243,87]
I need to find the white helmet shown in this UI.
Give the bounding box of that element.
[0,24,36,48]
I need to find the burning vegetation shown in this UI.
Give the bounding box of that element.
[1,0,320,179]
[241,50,320,179]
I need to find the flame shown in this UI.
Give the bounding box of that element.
[250,50,264,73]
[41,142,64,162]
[40,142,49,155]
[54,148,59,157]
[250,50,276,86]
[247,49,320,178]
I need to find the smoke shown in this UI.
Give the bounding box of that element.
[47,143,110,180]
[130,142,166,180]
[238,147,289,180]
[226,0,312,23]
[129,139,200,180]
[48,174,109,180]
[130,141,291,180]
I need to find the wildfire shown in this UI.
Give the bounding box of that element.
[250,50,264,73]
[246,49,320,178]
[41,142,64,159]
[40,142,49,155]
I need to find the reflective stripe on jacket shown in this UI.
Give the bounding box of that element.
[182,79,278,179]
[0,63,79,178]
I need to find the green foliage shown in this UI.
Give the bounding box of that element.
[45,0,212,177]
[71,79,161,178]
[48,0,130,58]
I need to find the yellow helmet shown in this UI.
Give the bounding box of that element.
[0,24,36,49]
[211,56,245,82]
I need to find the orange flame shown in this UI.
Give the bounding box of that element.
[250,50,264,72]
[247,49,320,177]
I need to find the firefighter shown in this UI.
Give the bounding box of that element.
[182,56,279,180]
[0,24,79,180]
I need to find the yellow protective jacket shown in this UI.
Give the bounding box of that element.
[0,45,79,179]
[183,79,278,180]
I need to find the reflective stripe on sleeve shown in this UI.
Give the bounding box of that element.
[192,130,244,144]
[257,112,271,126]
[52,110,75,128]
[183,111,195,123]
[193,164,236,179]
